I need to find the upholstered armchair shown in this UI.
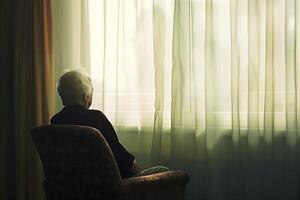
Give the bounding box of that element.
[31,125,190,200]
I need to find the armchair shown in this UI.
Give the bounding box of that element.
[31,125,190,200]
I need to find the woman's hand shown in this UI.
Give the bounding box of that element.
[131,159,143,175]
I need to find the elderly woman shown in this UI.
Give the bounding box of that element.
[51,70,168,178]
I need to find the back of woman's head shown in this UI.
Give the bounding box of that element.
[57,69,93,106]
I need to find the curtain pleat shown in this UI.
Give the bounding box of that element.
[14,0,54,199]
[151,0,166,163]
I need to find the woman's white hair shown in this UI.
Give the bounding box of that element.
[57,69,93,106]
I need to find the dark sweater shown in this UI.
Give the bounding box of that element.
[50,105,135,178]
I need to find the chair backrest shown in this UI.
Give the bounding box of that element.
[32,125,123,200]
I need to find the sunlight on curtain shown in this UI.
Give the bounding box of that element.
[88,0,156,127]
[88,0,175,166]
[52,0,300,199]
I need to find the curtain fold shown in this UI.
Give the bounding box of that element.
[1,0,55,200]
[151,0,166,164]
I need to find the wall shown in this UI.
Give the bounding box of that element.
[0,0,16,199]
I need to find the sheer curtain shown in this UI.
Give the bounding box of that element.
[52,0,300,200]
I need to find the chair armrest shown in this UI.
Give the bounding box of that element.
[121,171,190,200]
[121,170,190,189]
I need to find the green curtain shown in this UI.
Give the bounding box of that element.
[0,0,54,199]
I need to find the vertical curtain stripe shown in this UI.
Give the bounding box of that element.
[102,0,107,110]
[115,0,120,125]
[230,0,240,140]
[205,0,212,135]
[248,0,260,143]
[151,0,166,163]
[264,0,274,140]
[13,0,54,199]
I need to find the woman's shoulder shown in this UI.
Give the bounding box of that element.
[88,108,104,115]
[50,110,64,124]
[88,109,109,121]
